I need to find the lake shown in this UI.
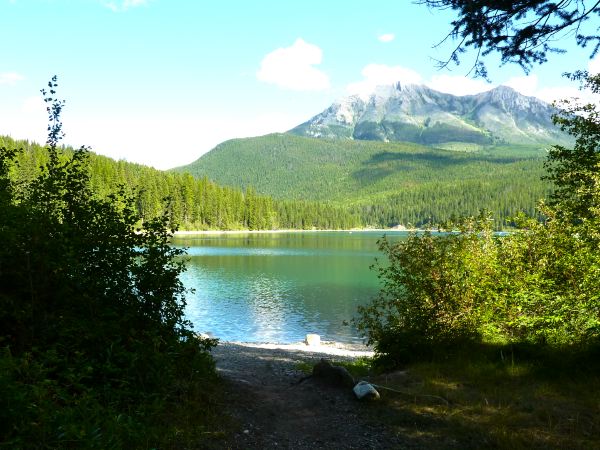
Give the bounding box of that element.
[172,231,408,344]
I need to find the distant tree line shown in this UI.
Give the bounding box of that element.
[352,173,546,229]
[0,136,361,231]
[0,134,554,231]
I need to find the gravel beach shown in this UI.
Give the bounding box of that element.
[209,341,409,449]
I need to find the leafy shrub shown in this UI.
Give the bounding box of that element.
[0,77,217,448]
[356,213,498,366]
[358,212,600,368]
[492,213,600,345]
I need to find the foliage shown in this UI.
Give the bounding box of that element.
[496,211,599,344]
[6,130,553,230]
[0,77,219,448]
[357,213,599,367]
[356,74,600,366]
[546,71,600,229]
[331,357,373,378]
[419,0,600,76]
[356,213,498,366]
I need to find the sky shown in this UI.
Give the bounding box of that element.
[1,0,599,169]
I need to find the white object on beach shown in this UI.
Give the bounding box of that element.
[305,333,321,346]
[353,381,380,401]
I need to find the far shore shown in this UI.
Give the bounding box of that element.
[174,227,416,236]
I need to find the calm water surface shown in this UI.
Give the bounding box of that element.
[172,231,408,344]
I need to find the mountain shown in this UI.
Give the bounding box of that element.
[173,83,572,227]
[289,83,571,148]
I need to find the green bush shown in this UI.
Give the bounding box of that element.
[356,213,498,366]
[356,73,600,367]
[0,77,217,448]
[491,213,600,345]
[357,212,600,367]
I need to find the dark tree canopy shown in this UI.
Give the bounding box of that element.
[420,0,600,76]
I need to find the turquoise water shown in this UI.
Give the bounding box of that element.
[173,231,408,344]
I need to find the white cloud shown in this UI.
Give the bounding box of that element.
[0,98,47,145]
[378,33,395,43]
[346,63,597,104]
[537,86,589,105]
[502,73,597,105]
[347,64,495,97]
[55,109,307,170]
[0,111,291,170]
[257,38,330,91]
[124,0,146,6]
[0,72,24,85]
[502,75,578,104]
[347,64,422,97]
[503,74,538,97]
[104,0,148,12]
[427,74,493,96]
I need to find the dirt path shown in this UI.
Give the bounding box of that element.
[210,342,410,449]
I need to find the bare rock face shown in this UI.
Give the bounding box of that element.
[353,381,380,401]
[289,83,571,146]
[312,358,355,389]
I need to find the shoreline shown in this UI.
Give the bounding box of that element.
[214,340,375,358]
[174,228,413,236]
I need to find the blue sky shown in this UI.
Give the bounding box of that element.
[1,0,598,169]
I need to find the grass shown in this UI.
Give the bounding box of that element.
[364,345,600,449]
[295,356,373,379]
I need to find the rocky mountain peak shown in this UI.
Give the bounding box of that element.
[289,82,570,147]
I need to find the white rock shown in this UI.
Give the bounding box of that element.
[305,334,321,346]
[353,381,380,401]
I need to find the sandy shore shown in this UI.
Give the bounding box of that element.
[217,340,374,358]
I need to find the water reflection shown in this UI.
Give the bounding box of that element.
[177,231,407,344]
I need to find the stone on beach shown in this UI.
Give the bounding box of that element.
[353,381,380,401]
[305,333,321,346]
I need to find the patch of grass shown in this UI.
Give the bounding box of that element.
[334,357,374,378]
[368,345,600,449]
[295,361,313,374]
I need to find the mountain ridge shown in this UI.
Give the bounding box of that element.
[289,83,570,148]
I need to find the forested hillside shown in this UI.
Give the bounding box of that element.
[1,136,360,231]
[3,131,554,230]
[175,134,551,227]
